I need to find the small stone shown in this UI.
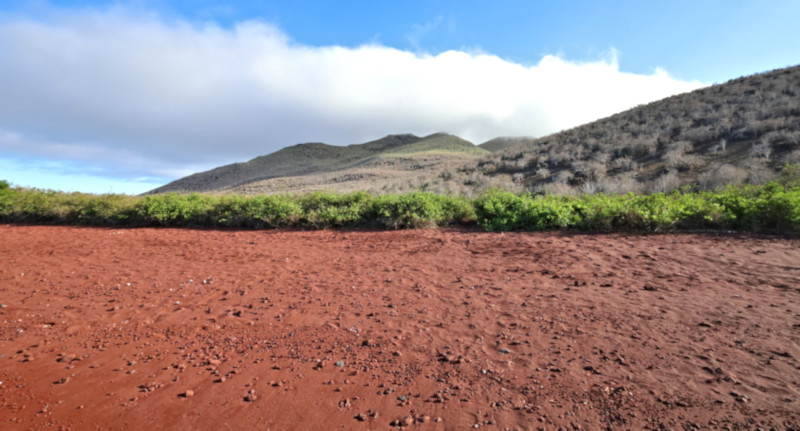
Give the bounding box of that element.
[433,417,442,423]
[334,361,345,367]
[355,413,366,421]
[401,416,414,426]
[499,348,511,354]
[418,414,431,423]
[244,389,257,402]
[183,390,194,398]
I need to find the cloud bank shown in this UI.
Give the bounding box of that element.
[0,9,704,191]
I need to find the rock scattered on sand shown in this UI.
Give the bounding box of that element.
[183,390,194,398]
[244,389,257,402]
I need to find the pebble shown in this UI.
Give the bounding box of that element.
[334,361,344,367]
[183,390,194,398]
[499,348,511,354]
[244,389,257,402]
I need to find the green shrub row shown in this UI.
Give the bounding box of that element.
[1,182,798,233]
[473,184,800,233]
[0,188,476,229]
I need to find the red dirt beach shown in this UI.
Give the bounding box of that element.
[1,225,799,430]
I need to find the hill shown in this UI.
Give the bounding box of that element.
[151,64,799,197]
[446,64,800,196]
[149,133,488,195]
[478,137,536,152]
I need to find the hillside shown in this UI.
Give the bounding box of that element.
[478,137,536,152]
[151,64,799,197]
[445,64,800,196]
[149,133,488,194]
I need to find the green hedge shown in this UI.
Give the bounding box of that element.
[1,181,798,233]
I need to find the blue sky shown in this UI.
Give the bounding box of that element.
[1,0,798,194]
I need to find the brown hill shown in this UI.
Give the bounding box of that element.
[478,137,536,152]
[448,64,800,195]
[151,64,799,196]
[149,133,487,194]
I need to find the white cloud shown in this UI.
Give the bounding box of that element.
[0,9,704,191]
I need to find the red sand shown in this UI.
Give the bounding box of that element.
[1,225,799,430]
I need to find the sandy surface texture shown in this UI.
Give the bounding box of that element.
[1,225,799,430]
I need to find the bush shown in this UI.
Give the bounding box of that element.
[214,194,302,228]
[709,182,800,232]
[474,190,579,231]
[300,191,372,228]
[0,181,797,233]
[133,193,217,226]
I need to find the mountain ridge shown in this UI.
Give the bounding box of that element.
[149,133,488,194]
[150,64,800,196]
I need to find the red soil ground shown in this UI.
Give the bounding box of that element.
[1,225,799,430]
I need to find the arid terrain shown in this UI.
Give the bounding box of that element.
[149,65,800,198]
[1,225,799,430]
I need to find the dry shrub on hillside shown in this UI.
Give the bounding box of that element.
[652,169,682,193]
[785,149,800,165]
[699,164,748,190]
[460,65,800,196]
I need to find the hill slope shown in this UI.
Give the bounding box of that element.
[152,64,799,197]
[478,137,536,152]
[150,133,487,194]
[447,65,800,195]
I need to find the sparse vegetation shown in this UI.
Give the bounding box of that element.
[2,179,798,234]
[454,65,800,195]
[152,133,489,196]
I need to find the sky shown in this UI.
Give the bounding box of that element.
[1,1,798,194]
